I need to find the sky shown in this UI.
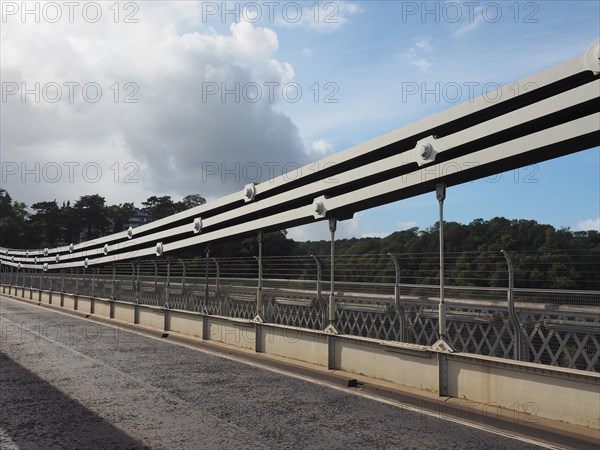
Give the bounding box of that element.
[1,0,599,241]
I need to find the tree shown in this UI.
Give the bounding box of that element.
[74,195,110,240]
[30,200,61,246]
[142,196,178,221]
[59,201,78,244]
[106,203,136,233]
[0,189,30,248]
[179,194,206,210]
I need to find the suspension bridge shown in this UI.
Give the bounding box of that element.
[1,39,599,448]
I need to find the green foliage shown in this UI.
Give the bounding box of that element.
[294,218,599,290]
[0,190,207,248]
[141,195,179,221]
[74,194,110,239]
[1,188,598,291]
[106,203,136,233]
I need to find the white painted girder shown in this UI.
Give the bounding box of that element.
[1,40,599,270]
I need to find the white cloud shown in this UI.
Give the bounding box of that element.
[286,222,328,241]
[0,7,310,206]
[410,57,432,72]
[405,36,433,72]
[450,3,485,37]
[575,217,600,232]
[414,37,432,52]
[307,139,335,157]
[287,212,376,241]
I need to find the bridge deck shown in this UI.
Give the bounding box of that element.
[1,296,597,449]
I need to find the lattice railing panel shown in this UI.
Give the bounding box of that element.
[520,310,600,372]
[267,294,324,330]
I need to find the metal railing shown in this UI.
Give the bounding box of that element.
[2,254,598,372]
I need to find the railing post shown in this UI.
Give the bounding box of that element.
[501,250,529,362]
[165,257,171,308]
[60,269,65,307]
[134,261,141,324]
[180,259,186,291]
[212,257,221,315]
[325,218,338,335]
[152,260,158,292]
[69,268,74,294]
[39,268,43,302]
[204,247,210,310]
[436,183,447,342]
[254,231,264,322]
[91,267,96,298]
[110,263,116,300]
[28,268,32,288]
[18,267,22,297]
[72,268,79,310]
[109,264,116,318]
[130,262,136,302]
[388,253,407,343]
[178,258,187,310]
[311,254,324,327]
[82,266,86,296]
[324,219,339,371]
[432,182,454,396]
[135,261,141,303]
[48,270,54,304]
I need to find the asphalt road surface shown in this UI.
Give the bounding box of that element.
[0,296,566,449]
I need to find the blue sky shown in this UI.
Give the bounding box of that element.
[1,1,598,240]
[261,1,600,239]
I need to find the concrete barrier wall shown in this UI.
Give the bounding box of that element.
[169,310,203,338]
[2,285,598,429]
[113,301,135,323]
[138,305,165,330]
[62,295,75,310]
[78,297,92,314]
[40,292,51,304]
[208,316,256,350]
[261,325,329,367]
[93,299,111,318]
[447,353,600,429]
[336,337,439,392]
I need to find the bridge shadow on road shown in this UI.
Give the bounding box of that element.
[0,352,149,450]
